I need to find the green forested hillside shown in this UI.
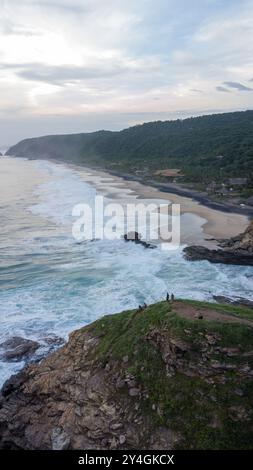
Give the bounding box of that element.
[8,110,253,186]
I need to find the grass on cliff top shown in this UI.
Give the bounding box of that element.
[87,299,253,355]
[86,300,253,450]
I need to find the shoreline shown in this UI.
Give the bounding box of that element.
[8,154,253,217]
[45,158,250,243]
[5,155,251,244]
[99,168,253,218]
[1,157,253,393]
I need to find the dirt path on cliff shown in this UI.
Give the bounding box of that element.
[172,301,253,327]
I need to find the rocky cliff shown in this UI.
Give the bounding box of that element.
[219,220,253,253]
[0,300,253,450]
[184,221,253,265]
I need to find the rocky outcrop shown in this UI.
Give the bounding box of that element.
[123,232,156,249]
[219,221,253,253]
[0,335,64,364]
[0,337,39,362]
[0,328,175,450]
[183,245,253,265]
[213,296,253,309]
[184,221,253,266]
[0,300,253,450]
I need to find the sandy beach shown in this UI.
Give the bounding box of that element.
[58,161,250,247]
[3,154,248,247]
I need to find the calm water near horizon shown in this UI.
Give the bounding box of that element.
[0,156,253,385]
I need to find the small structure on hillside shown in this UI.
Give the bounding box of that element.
[206,182,229,196]
[207,178,248,197]
[218,187,230,197]
[155,169,185,181]
[206,181,218,194]
[228,178,247,187]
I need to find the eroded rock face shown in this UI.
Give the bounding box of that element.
[0,304,252,450]
[0,329,178,450]
[184,221,253,266]
[219,221,253,253]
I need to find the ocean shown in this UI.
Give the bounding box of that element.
[0,155,253,386]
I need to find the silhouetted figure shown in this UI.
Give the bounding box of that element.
[171,293,175,302]
[143,302,147,309]
[138,305,143,311]
[166,293,170,302]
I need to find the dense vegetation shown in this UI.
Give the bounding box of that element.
[8,110,253,186]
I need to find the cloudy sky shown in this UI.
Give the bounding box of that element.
[1,0,253,145]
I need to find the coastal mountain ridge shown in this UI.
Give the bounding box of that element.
[7,110,253,186]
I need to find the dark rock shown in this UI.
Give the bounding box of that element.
[213,295,253,309]
[43,335,65,347]
[1,369,28,397]
[0,337,40,363]
[123,232,156,249]
[184,221,253,266]
[183,245,253,266]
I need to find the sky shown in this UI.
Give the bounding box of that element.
[1,0,253,145]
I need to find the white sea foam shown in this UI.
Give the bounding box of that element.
[0,157,253,386]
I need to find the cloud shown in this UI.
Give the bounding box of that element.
[1,0,253,143]
[190,88,203,94]
[216,86,231,93]
[5,0,88,14]
[0,62,128,85]
[223,81,253,91]
[33,1,87,14]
